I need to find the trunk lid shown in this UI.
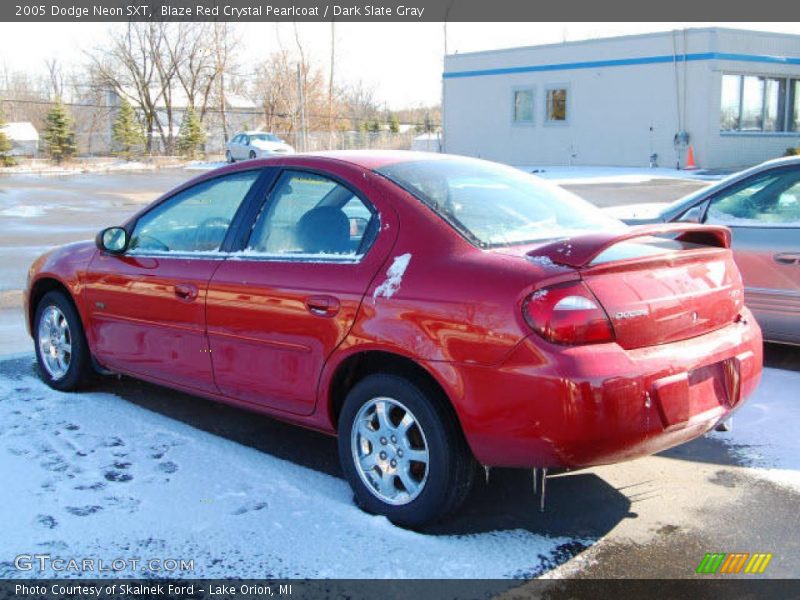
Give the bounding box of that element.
[526,224,745,349]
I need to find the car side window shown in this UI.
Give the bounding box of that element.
[245,171,377,259]
[706,170,800,226]
[129,170,260,254]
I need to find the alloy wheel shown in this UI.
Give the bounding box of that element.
[350,396,430,505]
[37,305,72,380]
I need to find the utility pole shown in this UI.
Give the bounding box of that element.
[297,63,307,152]
[329,21,335,150]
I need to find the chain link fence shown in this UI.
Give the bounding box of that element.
[2,99,441,161]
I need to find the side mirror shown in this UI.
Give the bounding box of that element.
[96,227,129,254]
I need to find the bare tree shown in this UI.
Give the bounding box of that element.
[212,23,237,143]
[44,58,64,101]
[86,22,226,154]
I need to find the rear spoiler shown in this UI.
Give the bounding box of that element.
[528,223,732,269]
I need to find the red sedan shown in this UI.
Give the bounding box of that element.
[25,152,762,526]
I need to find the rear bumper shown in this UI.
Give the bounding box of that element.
[449,309,763,468]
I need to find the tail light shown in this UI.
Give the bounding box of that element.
[523,281,615,345]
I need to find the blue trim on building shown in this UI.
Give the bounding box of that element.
[443,52,800,79]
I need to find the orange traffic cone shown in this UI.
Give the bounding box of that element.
[684,145,698,170]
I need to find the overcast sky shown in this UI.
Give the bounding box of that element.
[0,22,797,108]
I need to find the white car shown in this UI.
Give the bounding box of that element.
[225,132,294,162]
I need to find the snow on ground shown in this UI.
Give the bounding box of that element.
[0,370,580,579]
[521,165,729,185]
[710,367,800,493]
[1,161,162,176]
[184,161,227,171]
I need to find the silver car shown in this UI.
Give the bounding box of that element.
[225,132,294,162]
[617,156,800,345]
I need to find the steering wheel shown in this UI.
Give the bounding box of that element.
[194,217,231,250]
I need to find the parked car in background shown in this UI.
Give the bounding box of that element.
[25,152,762,526]
[609,156,800,346]
[225,132,294,162]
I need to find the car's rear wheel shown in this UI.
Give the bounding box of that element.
[225,150,235,163]
[34,290,92,391]
[337,373,475,527]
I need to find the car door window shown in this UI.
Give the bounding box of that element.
[129,170,260,254]
[245,171,377,259]
[706,170,800,226]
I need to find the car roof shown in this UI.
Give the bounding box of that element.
[295,150,448,170]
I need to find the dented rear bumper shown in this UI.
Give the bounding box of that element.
[446,308,763,469]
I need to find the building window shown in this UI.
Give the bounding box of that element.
[513,88,534,124]
[546,88,568,122]
[720,73,796,133]
[790,80,800,132]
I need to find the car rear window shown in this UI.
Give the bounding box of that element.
[375,156,624,248]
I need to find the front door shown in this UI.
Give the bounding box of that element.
[85,169,263,392]
[206,169,397,415]
[704,166,800,344]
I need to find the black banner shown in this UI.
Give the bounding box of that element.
[4,0,800,22]
[1,579,800,600]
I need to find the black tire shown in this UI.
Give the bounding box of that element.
[337,373,475,528]
[33,290,93,391]
[248,150,256,160]
[225,150,235,163]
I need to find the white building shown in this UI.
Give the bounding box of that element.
[443,28,800,169]
[1,122,39,156]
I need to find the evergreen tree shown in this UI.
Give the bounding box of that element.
[112,99,145,160]
[389,113,400,134]
[368,119,381,133]
[0,107,15,167]
[43,102,77,164]
[177,106,206,159]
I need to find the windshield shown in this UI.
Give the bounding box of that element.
[251,133,281,142]
[376,156,624,248]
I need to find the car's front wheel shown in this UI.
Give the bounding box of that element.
[248,150,256,160]
[34,290,92,391]
[337,373,475,527]
[225,150,235,163]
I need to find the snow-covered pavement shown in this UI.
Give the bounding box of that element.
[522,165,729,185]
[710,367,800,493]
[1,356,798,579]
[0,368,581,579]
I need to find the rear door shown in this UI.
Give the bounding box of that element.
[702,167,800,344]
[206,167,397,415]
[85,169,263,392]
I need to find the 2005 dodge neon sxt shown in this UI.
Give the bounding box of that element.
[25,152,762,526]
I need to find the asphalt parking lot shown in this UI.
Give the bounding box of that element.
[0,168,797,580]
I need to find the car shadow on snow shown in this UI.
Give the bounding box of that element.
[1,356,631,553]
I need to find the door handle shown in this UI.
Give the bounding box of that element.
[305,295,340,317]
[174,283,199,301]
[774,253,800,265]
